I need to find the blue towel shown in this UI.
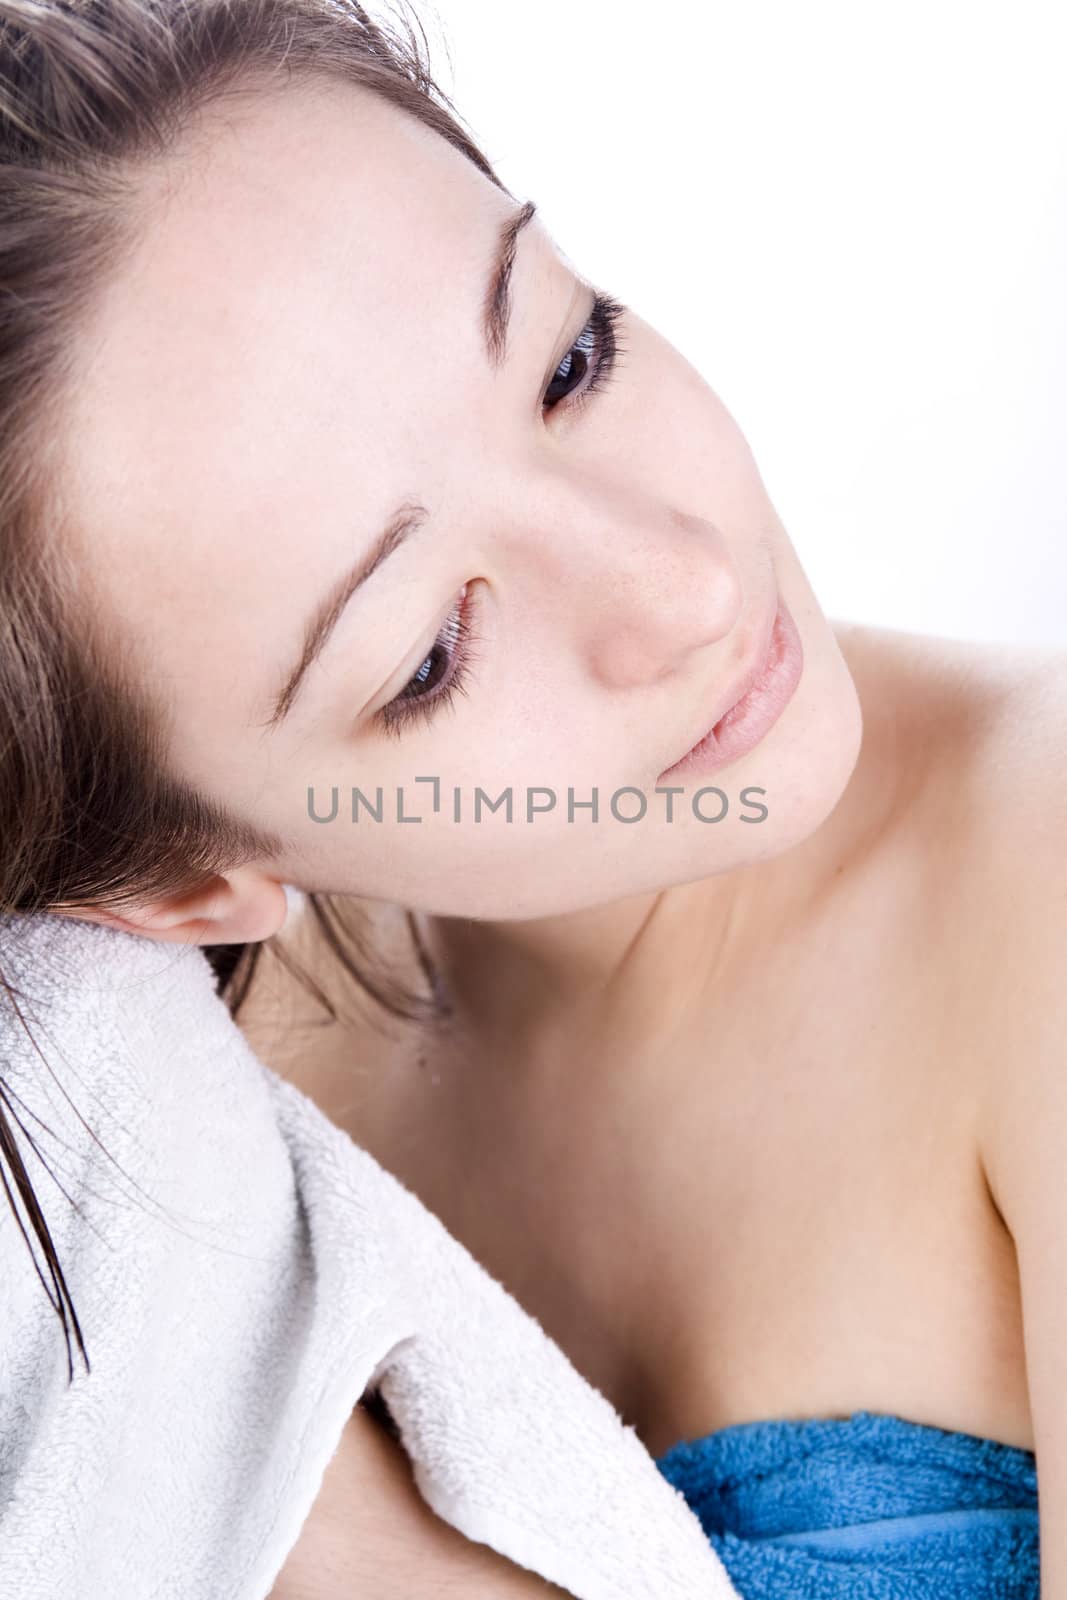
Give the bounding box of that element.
[654,1409,1039,1597]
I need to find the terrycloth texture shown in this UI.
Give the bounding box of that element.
[0,909,737,1600]
[655,1409,1039,1597]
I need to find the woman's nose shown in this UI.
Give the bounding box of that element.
[580,502,745,691]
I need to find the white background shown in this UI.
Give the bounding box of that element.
[411,0,1066,648]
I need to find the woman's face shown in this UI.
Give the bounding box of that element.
[59,77,862,921]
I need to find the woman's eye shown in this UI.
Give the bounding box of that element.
[543,290,628,414]
[376,582,482,739]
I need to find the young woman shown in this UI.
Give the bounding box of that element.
[2,0,1063,1593]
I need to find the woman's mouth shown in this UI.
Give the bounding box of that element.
[658,597,805,783]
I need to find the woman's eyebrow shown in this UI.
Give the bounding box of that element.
[482,197,538,367]
[259,199,539,733]
[261,503,429,731]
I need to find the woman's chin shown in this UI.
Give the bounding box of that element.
[662,626,865,877]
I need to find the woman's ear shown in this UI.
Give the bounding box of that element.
[51,866,290,945]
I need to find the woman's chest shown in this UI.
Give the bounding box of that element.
[341,995,1034,1464]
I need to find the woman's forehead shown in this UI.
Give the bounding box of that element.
[91,82,513,395]
[60,84,565,575]
[62,81,544,533]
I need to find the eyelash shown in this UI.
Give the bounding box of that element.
[377,291,628,739]
[542,289,628,415]
[378,580,484,740]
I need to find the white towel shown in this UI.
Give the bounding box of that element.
[0,908,738,1600]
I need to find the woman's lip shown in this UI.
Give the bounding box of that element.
[663,597,779,766]
[657,597,804,782]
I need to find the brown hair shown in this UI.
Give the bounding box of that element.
[1,0,497,1380]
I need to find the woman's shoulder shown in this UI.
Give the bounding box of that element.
[832,618,1066,815]
[831,616,1064,975]
[837,619,1065,1069]
[833,616,1065,715]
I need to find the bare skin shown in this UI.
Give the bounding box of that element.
[238,618,1056,1465]
[268,1399,567,1598]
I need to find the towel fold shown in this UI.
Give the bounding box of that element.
[0,908,736,1600]
[655,1408,1039,1597]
